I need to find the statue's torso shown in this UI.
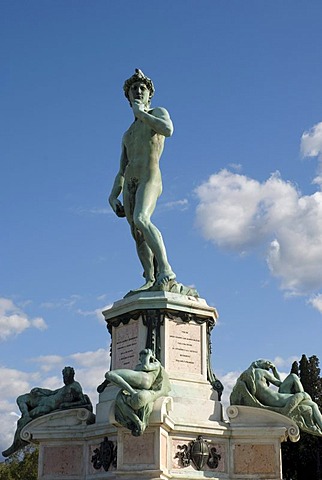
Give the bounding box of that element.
[123,111,165,182]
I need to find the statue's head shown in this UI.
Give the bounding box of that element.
[62,366,75,384]
[123,69,155,107]
[139,348,159,367]
[251,359,271,370]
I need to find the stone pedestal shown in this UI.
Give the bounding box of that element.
[24,292,299,479]
[97,292,223,427]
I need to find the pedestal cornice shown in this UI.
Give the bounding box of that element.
[102,291,218,325]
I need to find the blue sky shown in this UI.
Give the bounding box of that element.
[1,0,322,456]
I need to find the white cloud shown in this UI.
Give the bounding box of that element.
[71,206,111,216]
[301,122,322,185]
[0,298,48,341]
[0,367,33,398]
[163,199,189,210]
[271,355,299,371]
[31,317,47,330]
[69,349,110,393]
[30,354,64,372]
[69,348,108,368]
[266,191,322,293]
[77,305,111,324]
[301,122,322,159]
[308,294,322,314]
[228,163,242,172]
[40,294,81,310]
[220,370,240,414]
[195,169,322,296]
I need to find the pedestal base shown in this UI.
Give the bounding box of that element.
[23,404,298,480]
[22,293,299,479]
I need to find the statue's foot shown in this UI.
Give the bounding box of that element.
[2,439,27,458]
[131,419,145,436]
[156,270,176,286]
[97,378,110,393]
[124,279,155,298]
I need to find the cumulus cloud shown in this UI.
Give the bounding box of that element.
[195,169,322,296]
[0,298,48,341]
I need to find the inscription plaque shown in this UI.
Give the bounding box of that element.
[168,320,201,374]
[113,321,139,369]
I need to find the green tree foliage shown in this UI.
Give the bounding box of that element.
[282,354,322,480]
[0,446,38,480]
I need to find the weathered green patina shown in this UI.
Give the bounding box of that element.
[230,359,322,436]
[109,69,198,297]
[2,366,92,457]
[98,349,170,436]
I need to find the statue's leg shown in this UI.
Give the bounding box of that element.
[300,405,317,429]
[126,389,156,410]
[106,370,154,393]
[304,401,322,429]
[124,185,155,290]
[2,417,29,457]
[29,404,52,417]
[17,394,32,416]
[133,182,175,285]
[115,392,145,436]
[279,373,304,394]
[133,229,155,288]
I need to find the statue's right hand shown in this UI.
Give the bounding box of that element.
[109,197,126,218]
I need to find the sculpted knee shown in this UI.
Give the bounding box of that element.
[105,371,114,382]
[134,213,150,232]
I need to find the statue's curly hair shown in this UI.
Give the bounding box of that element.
[123,69,155,104]
[62,366,75,377]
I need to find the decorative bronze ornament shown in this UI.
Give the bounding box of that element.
[91,437,117,471]
[175,435,221,471]
[190,436,210,470]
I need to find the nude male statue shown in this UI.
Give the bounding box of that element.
[2,367,92,457]
[109,69,176,294]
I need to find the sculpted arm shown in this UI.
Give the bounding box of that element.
[31,387,58,396]
[270,363,282,382]
[262,370,282,388]
[109,142,128,217]
[133,104,174,137]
